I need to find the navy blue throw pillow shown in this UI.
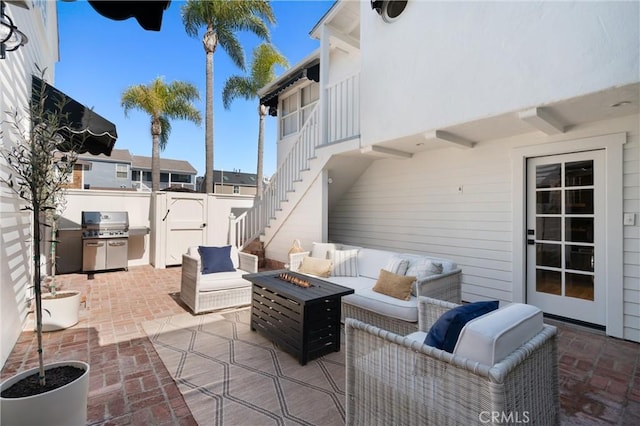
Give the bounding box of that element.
[198,246,235,274]
[424,301,499,353]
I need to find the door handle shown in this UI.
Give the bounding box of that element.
[201,223,207,228]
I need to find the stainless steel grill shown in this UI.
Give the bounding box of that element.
[82,211,129,273]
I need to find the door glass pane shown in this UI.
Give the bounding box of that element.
[565,218,593,243]
[536,191,561,214]
[566,273,594,300]
[565,160,593,186]
[536,163,561,188]
[537,217,561,241]
[536,243,561,268]
[565,245,594,272]
[566,189,593,214]
[536,269,561,295]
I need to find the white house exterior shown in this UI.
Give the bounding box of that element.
[0,0,59,366]
[237,1,639,342]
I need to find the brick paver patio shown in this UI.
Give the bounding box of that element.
[1,265,639,425]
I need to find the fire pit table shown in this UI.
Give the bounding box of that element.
[243,270,354,365]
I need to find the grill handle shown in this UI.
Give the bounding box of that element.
[85,242,104,247]
[108,241,127,247]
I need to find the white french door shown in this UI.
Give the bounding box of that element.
[526,150,606,325]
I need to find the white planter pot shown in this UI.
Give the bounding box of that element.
[0,360,90,426]
[41,290,81,332]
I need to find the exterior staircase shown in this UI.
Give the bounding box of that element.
[230,72,361,254]
[230,105,324,250]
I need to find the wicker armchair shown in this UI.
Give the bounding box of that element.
[180,246,258,314]
[345,297,559,425]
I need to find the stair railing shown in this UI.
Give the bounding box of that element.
[230,104,320,249]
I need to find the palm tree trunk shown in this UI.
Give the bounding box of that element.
[204,27,216,194]
[151,120,161,192]
[256,104,267,199]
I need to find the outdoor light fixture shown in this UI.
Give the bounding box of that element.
[370,0,409,22]
[0,1,28,59]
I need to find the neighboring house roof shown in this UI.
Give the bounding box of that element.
[131,155,197,174]
[213,170,258,187]
[79,148,132,163]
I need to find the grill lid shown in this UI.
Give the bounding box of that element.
[82,211,129,230]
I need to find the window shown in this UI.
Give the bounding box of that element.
[280,92,298,137]
[233,185,240,194]
[116,164,128,179]
[132,170,140,181]
[300,84,319,126]
[143,171,151,181]
[171,173,191,183]
[160,173,169,183]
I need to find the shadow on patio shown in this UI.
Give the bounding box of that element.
[1,265,638,425]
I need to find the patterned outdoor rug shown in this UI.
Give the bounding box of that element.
[141,308,346,426]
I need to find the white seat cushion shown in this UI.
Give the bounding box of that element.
[453,303,544,365]
[343,289,418,323]
[198,270,250,292]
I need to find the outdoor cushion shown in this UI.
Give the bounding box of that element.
[198,246,236,274]
[401,253,458,274]
[343,290,419,323]
[311,242,340,259]
[298,256,332,278]
[198,270,250,292]
[329,249,359,277]
[372,269,417,301]
[188,245,240,268]
[454,303,544,365]
[384,255,410,275]
[424,301,499,352]
[357,248,396,279]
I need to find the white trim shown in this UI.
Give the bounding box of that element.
[511,132,626,338]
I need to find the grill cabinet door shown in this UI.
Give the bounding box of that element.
[83,239,106,272]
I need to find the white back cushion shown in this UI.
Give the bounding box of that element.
[311,242,340,259]
[357,248,396,279]
[453,303,544,366]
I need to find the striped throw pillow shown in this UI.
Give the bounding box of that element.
[330,249,359,277]
[384,256,410,275]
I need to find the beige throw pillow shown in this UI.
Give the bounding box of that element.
[372,269,417,301]
[297,256,333,278]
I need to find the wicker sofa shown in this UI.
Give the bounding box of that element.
[345,297,559,425]
[180,245,258,314]
[290,244,462,335]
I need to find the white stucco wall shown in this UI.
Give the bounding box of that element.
[0,1,59,367]
[329,114,639,342]
[358,1,639,146]
[264,172,326,264]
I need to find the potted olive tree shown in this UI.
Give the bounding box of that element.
[0,73,90,426]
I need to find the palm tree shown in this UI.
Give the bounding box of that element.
[181,0,275,194]
[121,77,201,192]
[222,42,288,197]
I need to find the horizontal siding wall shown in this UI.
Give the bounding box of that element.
[330,143,516,303]
[329,115,639,341]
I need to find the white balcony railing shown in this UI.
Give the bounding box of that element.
[326,72,360,144]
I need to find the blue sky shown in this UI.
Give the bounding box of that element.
[55,0,334,177]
